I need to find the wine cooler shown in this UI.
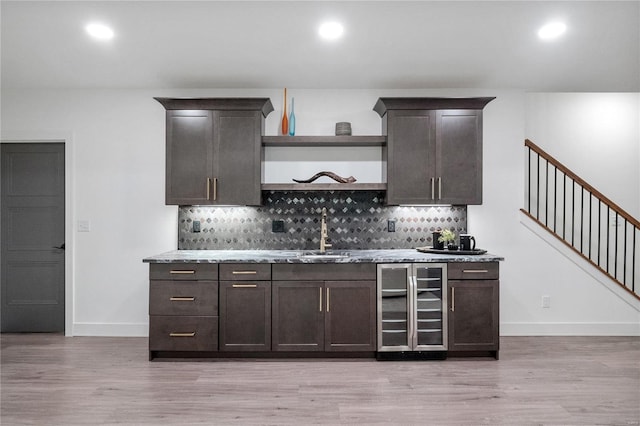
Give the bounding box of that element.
[376,263,447,359]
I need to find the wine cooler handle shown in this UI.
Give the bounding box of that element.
[451,287,455,312]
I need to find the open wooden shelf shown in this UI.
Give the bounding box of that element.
[262,135,386,147]
[261,183,387,191]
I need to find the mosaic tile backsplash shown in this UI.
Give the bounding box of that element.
[178,191,467,250]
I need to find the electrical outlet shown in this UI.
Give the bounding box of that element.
[272,220,285,233]
[192,221,201,233]
[387,219,396,232]
[542,295,551,308]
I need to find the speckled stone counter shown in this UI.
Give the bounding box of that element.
[143,249,504,264]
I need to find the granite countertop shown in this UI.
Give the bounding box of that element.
[143,249,504,264]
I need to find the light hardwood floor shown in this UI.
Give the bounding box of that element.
[1,334,638,425]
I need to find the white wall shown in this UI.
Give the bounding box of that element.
[1,88,638,336]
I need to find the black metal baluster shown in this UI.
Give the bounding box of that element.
[614,212,618,280]
[553,167,557,233]
[597,200,601,267]
[536,153,540,220]
[623,219,627,287]
[633,228,636,293]
[545,161,549,226]
[571,179,575,247]
[589,191,593,260]
[527,148,531,213]
[562,174,566,240]
[606,205,610,273]
[580,186,584,253]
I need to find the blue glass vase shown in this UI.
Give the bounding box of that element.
[288,97,296,136]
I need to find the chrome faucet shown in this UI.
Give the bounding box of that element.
[320,207,332,253]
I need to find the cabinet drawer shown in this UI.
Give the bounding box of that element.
[447,262,499,280]
[149,263,218,281]
[273,263,376,281]
[149,315,218,351]
[219,263,271,281]
[149,281,218,316]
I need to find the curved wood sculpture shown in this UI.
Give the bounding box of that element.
[293,171,357,184]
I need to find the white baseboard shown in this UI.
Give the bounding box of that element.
[72,322,148,337]
[501,322,640,336]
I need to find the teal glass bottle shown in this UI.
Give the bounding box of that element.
[288,97,296,136]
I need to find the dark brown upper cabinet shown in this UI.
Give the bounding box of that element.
[374,97,494,205]
[155,98,273,206]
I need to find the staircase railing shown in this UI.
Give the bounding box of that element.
[522,139,639,301]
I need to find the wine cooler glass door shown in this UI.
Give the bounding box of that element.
[377,264,412,351]
[414,264,447,350]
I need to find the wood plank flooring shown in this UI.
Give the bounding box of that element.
[1,335,639,425]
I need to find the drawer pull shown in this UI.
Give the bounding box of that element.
[232,271,257,275]
[169,297,195,301]
[462,269,489,273]
[232,284,257,288]
[170,270,196,275]
[169,332,196,337]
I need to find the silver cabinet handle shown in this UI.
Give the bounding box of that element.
[438,177,442,200]
[430,177,435,200]
[213,177,218,201]
[326,288,330,312]
[169,297,195,301]
[463,269,489,274]
[319,287,323,312]
[170,270,195,275]
[232,284,257,288]
[206,178,211,200]
[232,271,257,275]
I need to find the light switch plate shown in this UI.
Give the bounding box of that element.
[193,221,201,233]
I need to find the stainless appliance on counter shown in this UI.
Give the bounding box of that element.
[377,263,447,360]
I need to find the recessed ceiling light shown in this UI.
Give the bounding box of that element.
[85,23,114,41]
[538,22,566,41]
[318,21,344,40]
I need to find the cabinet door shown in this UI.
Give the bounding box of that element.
[448,280,499,355]
[219,281,271,351]
[436,110,483,205]
[272,281,324,351]
[165,110,214,205]
[386,110,436,205]
[213,110,262,206]
[325,281,376,352]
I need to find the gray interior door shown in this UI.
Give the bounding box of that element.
[1,143,65,332]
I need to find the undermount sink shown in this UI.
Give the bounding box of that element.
[297,251,351,260]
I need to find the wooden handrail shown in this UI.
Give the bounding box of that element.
[525,139,640,229]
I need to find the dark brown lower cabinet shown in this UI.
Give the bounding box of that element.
[219,281,271,351]
[148,263,219,359]
[325,281,377,351]
[448,279,499,358]
[271,279,376,352]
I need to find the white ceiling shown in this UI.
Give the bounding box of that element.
[2,1,639,91]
